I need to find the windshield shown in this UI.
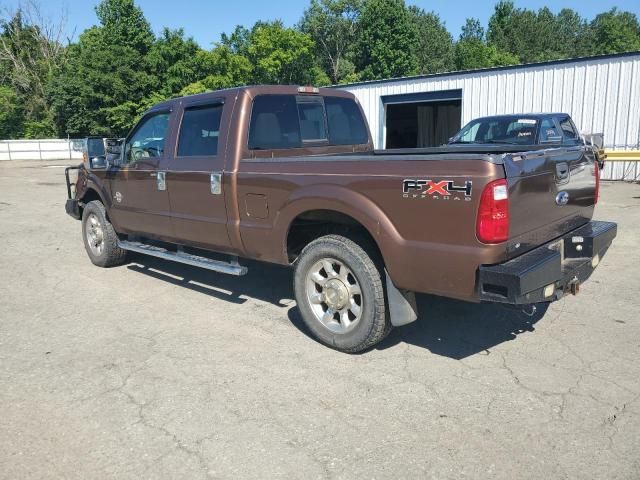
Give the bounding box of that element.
[451,117,539,145]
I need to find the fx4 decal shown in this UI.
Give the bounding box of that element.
[402,179,473,201]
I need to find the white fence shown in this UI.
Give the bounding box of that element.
[0,139,84,161]
[0,137,637,181]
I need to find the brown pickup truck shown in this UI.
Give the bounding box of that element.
[65,85,616,352]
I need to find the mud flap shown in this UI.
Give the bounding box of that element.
[385,269,418,326]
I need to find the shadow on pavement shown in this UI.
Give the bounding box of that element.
[126,255,293,307]
[126,255,549,359]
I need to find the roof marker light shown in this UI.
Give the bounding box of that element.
[298,86,319,94]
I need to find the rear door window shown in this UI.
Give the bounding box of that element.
[539,118,562,143]
[177,104,223,157]
[558,117,579,143]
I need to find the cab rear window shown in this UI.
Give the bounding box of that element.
[248,94,368,150]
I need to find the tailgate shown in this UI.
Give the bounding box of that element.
[502,146,598,258]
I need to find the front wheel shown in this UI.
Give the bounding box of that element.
[81,200,127,267]
[293,234,391,353]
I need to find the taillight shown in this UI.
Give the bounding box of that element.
[476,179,510,244]
[594,165,600,204]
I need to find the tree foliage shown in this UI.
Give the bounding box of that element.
[590,9,640,55]
[409,7,455,74]
[1,0,639,139]
[0,3,66,137]
[355,0,419,80]
[246,21,328,85]
[299,0,361,84]
[455,17,519,70]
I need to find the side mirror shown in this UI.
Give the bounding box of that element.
[89,156,107,169]
[105,139,124,166]
[106,143,122,155]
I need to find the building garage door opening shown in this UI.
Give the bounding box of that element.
[383,90,462,149]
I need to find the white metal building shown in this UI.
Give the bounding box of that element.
[338,51,640,180]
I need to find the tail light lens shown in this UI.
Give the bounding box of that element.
[477,179,510,243]
[594,164,600,204]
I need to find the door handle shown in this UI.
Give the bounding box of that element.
[210,173,222,195]
[556,162,570,182]
[156,171,166,191]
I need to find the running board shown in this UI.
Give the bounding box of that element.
[118,240,248,276]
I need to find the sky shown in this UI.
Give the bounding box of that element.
[2,0,640,48]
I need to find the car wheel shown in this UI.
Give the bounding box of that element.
[81,200,127,268]
[293,234,391,353]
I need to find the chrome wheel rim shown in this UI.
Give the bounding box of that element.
[305,258,363,333]
[85,213,105,256]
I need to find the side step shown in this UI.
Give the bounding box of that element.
[118,240,248,276]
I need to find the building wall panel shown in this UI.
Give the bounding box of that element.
[339,53,640,180]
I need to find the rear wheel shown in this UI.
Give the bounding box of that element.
[293,234,391,353]
[81,200,127,267]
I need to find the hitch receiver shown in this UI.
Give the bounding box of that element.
[567,276,580,296]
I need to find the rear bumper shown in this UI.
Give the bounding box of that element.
[478,221,617,304]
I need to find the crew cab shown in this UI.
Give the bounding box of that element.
[64,85,616,352]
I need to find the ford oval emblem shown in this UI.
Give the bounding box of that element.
[556,191,570,206]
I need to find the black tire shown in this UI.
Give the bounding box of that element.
[293,234,392,353]
[81,200,127,267]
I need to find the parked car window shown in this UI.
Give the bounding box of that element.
[125,112,170,164]
[451,117,539,145]
[559,117,578,141]
[539,118,561,143]
[298,100,327,142]
[325,96,369,145]
[249,95,301,150]
[177,104,223,157]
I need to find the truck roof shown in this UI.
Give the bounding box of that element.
[471,113,570,122]
[149,85,356,112]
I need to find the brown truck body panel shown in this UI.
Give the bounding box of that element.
[72,85,604,303]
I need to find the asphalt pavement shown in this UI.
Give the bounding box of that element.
[1,161,639,479]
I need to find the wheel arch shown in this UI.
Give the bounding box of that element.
[278,185,404,270]
[78,181,112,222]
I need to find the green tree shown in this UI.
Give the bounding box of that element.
[555,9,591,58]
[299,0,362,84]
[455,18,519,70]
[220,25,252,55]
[146,28,202,96]
[589,9,640,55]
[245,21,328,85]
[94,0,154,53]
[354,0,419,80]
[487,1,605,62]
[179,45,252,95]
[409,6,454,74]
[0,7,64,138]
[49,0,156,136]
[0,85,23,138]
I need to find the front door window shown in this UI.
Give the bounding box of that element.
[124,113,170,165]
